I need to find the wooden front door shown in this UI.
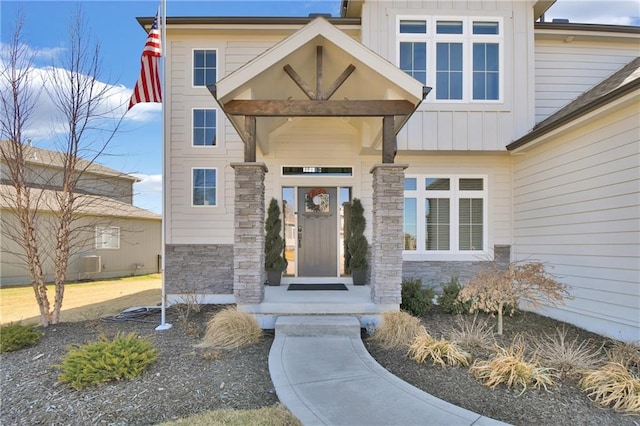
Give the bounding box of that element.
[297,187,338,277]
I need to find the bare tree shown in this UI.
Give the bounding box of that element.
[0,8,125,326]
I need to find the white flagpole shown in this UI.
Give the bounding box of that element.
[156,0,171,331]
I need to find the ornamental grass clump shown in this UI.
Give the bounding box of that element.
[57,332,158,390]
[198,307,262,349]
[580,362,640,413]
[448,313,494,353]
[470,337,556,395]
[370,311,426,350]
[533,326,604,380]
[408,333,471,368]
[0,323,42,353]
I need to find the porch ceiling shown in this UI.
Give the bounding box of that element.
[211,17,427,156]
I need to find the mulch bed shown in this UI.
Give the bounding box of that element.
[1,304,637,425]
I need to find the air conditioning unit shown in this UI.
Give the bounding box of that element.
[81,256,101,274]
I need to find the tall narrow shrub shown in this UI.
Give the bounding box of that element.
[264,198,286,272]
[347,198,368,272]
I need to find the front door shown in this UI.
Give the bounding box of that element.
[297,187,338,277]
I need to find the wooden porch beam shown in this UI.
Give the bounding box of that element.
[316,46,323,100]
[382,115,396,164]
[323,64,355,100]
[283,64,315,100]
[223,99,415,117]
[244,115,256,162]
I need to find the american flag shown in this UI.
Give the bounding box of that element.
[128,13,162,109]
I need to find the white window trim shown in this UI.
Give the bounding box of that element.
[191,107,219,148]
[95,226,120,250]
[191,167,218,207]
[403,174,489,261]
[192,48,218,89]
[396,16,503,103]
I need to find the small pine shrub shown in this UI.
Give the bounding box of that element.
[580,362,640,413]
[57,332,158,390]
[0,323,42,353]
[470,337,556,395]
[437,277,472,315]
[401,278,435,316]
[198,307,262,349]
[370,311,426,350]
[408,333,471,368]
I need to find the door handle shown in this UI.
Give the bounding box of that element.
[298,226,302,248]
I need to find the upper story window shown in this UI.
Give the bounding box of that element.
[192,168,217,206]
[96,226,120,249]
[193,49,217,87]
[397,17,502,102]
[404,176,487,254]
[192,109,217,146]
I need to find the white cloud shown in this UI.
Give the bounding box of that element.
[545,0,640,26]
[133,174,163,214]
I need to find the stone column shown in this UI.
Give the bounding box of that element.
[369,163,408,304]
[231,163,268,304]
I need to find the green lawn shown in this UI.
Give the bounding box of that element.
[0,274,162,325]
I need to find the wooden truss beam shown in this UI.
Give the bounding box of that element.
[222,99,415,117]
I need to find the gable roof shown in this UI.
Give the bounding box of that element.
[0,184,160,220]
[213,17,426,152]
[507,56,640,151]
[0,140,139,182]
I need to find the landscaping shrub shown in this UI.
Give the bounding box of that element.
[408,333,471,368]
[534,327,604,379]
[437,277,471,315]
[401,278,435,316]
[0,323,42,353]
[370,311,426,350]
[606,341,640,371]
[470,337,556,395]
[198,307,262,349]
[57,332,158,390]
[580,362,640,413]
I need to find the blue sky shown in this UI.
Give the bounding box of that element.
[1,0,638,214]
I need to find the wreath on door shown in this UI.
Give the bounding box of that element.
[305,187,329,213]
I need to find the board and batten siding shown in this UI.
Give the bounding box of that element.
[166,34,281,245]
[512,102,640,342]
[361,0,536,150]
[534,38,640,124]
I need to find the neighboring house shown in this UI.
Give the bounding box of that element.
[145,0,639,341]
[0,141,162,286]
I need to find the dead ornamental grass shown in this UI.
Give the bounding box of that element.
[580,362,640,414]
[470,337,556,395]
[447,313,494,353]
[370,310,426,350]
[408,333,471,368]
[198,307,263,349]
[160,404,301,426]
[533,326,605,380]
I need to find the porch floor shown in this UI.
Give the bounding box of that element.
[238,284,399,329]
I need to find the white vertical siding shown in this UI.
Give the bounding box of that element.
[534,39,639,123]
[512,101,640,342]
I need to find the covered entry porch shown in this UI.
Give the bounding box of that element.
[212,18,429,326]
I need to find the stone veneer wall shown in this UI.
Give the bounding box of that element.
[370,164,408,304]
[402,245,511,289]
[164,244,234,294]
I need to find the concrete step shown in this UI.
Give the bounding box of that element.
[275,315,361,337]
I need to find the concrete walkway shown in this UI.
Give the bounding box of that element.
[268,316,508,426]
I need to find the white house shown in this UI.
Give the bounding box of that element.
[145,0,639,341]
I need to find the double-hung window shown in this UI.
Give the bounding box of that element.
[192,168,217,206]
[404,176,487,255]
[397,17,502,102]
[96,226,120,249]
[192,109,217,146]
[193,49,217,87]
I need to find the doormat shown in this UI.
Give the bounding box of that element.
[287,283,348,291]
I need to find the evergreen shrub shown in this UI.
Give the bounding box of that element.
[437,277,472,314]
[401,278,435,316]
[0,323,42,353]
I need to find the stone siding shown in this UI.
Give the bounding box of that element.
[370,164,408,304]
[402,245,511,290]
[165,244,233,294]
